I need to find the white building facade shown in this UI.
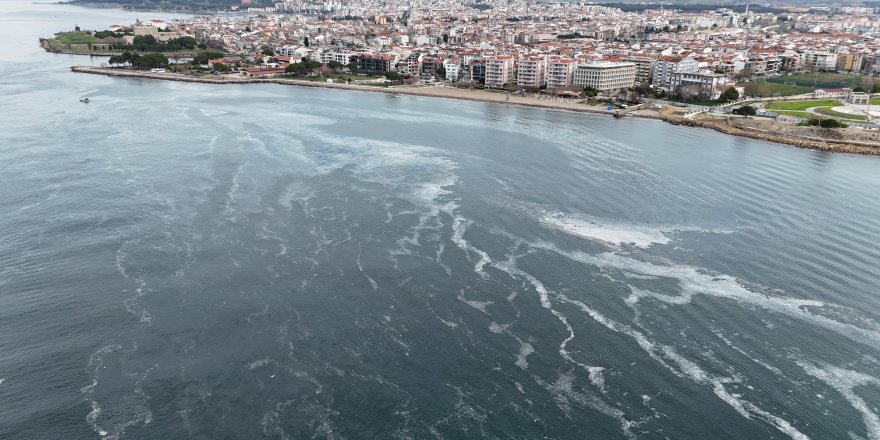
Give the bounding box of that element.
[573,61,637,92]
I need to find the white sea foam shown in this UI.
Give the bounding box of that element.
[246,358,271,370]
[356,242,378,290]
[488,322,509,334]
[527,238,880,349]
[541,213,732,250]
[458,291,493,314]
[515,342,535,370]
[493,242,811,440]
[538,371,637,439]
[541,214,672,249]
[451,215,493,279]
[798,361,880,440]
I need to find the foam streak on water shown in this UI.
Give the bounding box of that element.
[3,11,880,437]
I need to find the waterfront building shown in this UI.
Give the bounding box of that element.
[350,53,395,73]
[624,56,657,87]
[652,56,699,91]
[668,72,729,100]
[546,58,576,89]
[484,56,515,89]
[517,57,546,89]
[573,61,636,92]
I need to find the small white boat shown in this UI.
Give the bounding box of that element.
[79,97,90,103]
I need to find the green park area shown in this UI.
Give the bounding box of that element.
[765,100,842,111]
[53,32,100,44]
[743,72,880,97]
[43,31,210,56]
[768,72,875,90]
[765,99,869,122]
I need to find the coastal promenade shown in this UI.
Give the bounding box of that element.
[72,66,880,155]
[70,66,634,116]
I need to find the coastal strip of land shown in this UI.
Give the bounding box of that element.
[70,66,641,116]
[71,66,880,156]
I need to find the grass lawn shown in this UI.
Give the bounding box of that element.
[765,100,842,111]
[871,98,880,106]
[767,72,871,90]
[774,110,811,119]
[762,82,815,96]
[813,106,869,121]
[54,32,99,44]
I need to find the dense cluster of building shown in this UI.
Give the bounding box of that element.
[124,2,880,100]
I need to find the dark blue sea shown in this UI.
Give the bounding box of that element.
[2,2,880,439]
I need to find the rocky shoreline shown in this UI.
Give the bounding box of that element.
[70,66,880,155]
[664,116,880,156]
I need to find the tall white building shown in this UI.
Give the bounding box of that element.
[484,56,515,88]
[652,56,699,90]
[546,58,577,89]
[444,60,461,82]
[573,61,637,92]
[517,57,546,89]
[803,51,838,71]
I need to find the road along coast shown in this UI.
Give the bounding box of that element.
[71,66,880,155]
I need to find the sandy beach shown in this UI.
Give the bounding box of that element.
[70,66,656,116]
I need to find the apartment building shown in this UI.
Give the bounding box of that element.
[668,72,728,100]
[862,55,880,75]
[573,61,637,92]
[350,54,395,73]
[837,53,865,72]
[546,58,577,89]
[624,56,657,87]
[652,56,699,90]
[802,51,838,71]
[517,57,546,89]
[318,51,354,67]
[468,62,486,85]
[484,56,515,88]
[444,59,461,82]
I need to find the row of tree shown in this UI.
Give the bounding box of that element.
[115,35,202,52]
[108,51,168,69]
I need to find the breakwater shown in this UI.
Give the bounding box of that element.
[664,115,880,155]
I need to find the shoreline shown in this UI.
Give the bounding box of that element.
[70,66,880,155]
[70,66,654,117]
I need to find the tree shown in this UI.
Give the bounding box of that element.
[801,118,848,129]
[819,118,848,129]
[435,66,447,78]
[128,52,168,69]
[285,59,322,75]
[853,86,866,93]
[193,51,224,65]
[261,48,274,56]
[213,62,232,73]
[582,86,598,98]
[327,60,343,70]
[384,71,401,81]
[719,87,740,102]
[303,37,309,47]
[733,105,756,116]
